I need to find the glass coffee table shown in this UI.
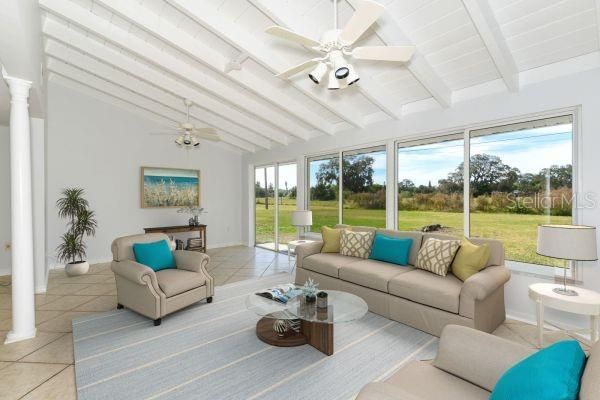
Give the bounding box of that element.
[246,286,368,356]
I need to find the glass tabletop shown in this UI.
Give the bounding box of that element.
[245,285,368,324]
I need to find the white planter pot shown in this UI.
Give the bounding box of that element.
[65,261,89,276]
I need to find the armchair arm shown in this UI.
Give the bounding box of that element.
[356,383,422,400]
[296,241,323,269]
[111,260,157,286]
[173,250,214,298]
[173,250,210,273]
[461,265,510,301]
[433,325,533,392]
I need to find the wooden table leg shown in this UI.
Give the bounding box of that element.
[301,319,334,356]
[536,300,544,348]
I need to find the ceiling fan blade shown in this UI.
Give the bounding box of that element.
[191,127,217,135]
[352,46,415,62]
[196,133,221,142]
[149,132,178,136]
[276,59,321,79]
[265,26,321,48]
[339,0,385,46]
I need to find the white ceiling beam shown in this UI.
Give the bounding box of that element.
[47,73,245,155]
[38,0,296,144]
[94,0,334,137]
[345,0,452,108]
[247,0,402,119]
[41,17,282,149]
[45,62,256,153]
[595,0,600,52]
[168,0,366,130]
[461,0,519,92]
[44,38,272,150]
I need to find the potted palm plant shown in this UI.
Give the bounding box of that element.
[56,188,97,276]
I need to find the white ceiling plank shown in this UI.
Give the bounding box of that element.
[595,0,600,48]
[46,64,256,152]
[44,38,271,150]
[346,0,453,108]
[39,0,293,145]
[461,0,519,91]
[42,18,274,149]
[247,0,403,119]
[168,0,366,130]
[42,19,286,150]
[94,0,331,138]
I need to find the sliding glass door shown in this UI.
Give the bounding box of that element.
[307,154,339,233]
[254,162,297,252]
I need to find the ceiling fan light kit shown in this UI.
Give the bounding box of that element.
[265,0,415,91]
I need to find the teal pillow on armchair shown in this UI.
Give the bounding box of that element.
[133,240,176,272]
[490,340,586,400]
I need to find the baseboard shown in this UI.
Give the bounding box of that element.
[49,258,110,270]
[506,311,590,339]
[207,241,244,249]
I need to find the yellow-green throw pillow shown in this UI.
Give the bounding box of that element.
[452,238,490,281]
[321,226,343,253]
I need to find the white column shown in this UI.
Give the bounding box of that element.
[3,74,36,344]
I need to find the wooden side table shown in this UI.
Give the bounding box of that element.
[287,240,316,264]
[529,283,600,348]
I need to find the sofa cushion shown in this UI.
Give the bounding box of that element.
[451,238,490,281]
[388,269,463,313]
[490,340,586,400]
[133,240,176,272]
[383,360,490,400]
[369,233,413,266]
[580,336,600,400]
[321,226,343,253]
[416,238,460,276]
[339,259,414,293]
[376,230,423,265]
[156,269,206,297]
[302,253,361,278]
[340,230,375,259]
[425,233,504,267]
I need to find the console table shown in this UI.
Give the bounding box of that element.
[143,225,206,252]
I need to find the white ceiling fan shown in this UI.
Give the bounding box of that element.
[151,99,220,148]
[265,0,415,90]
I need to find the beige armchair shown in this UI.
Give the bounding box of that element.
[111,233,214,326]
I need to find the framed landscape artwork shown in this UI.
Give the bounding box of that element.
[141,167,200,208]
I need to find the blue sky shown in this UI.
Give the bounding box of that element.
[258,123,572,190]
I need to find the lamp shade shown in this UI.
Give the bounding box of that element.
[291,210,313,227]
[537,225,598,261]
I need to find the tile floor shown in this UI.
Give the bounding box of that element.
[0,245,591,399]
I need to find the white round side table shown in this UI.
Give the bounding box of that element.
[528,283,600,348]
[287,240,316,264]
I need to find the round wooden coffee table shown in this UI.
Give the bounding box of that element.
[246,286,368,356]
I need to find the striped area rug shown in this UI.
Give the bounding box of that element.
[73,273,437,400]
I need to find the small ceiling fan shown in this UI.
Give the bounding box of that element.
[265,0,415,90]
[150,99,220,148]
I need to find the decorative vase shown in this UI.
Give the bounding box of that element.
[316,291,328,309]
[65,261,89,277]
[305,294,316,304]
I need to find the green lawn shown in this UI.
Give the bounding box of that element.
[255,199,570,267]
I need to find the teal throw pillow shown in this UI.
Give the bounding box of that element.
[133,240,176,272]
[490,340,586,400]
[369,233,413,265]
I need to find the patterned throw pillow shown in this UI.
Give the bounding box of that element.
[340,230,375,259]
[416,238,461,276]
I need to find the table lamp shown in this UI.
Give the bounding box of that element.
[537,224,597,296]
[291,210,313,240]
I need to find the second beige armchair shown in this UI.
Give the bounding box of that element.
[111,233,214,326]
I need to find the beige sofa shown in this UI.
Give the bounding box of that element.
[295,227,510,336]
[357,324,599,400]
[111,233,214,325]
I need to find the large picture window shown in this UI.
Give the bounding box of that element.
[469,116,573,267]
[397,136,464,235]
[308,154,339,233]
[342,146,386,228]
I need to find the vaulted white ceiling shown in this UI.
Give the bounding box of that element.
[36,0,600,152]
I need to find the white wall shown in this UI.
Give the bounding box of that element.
[0,125,10,276]
[46,82,243,267]
[242,67,600,330]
